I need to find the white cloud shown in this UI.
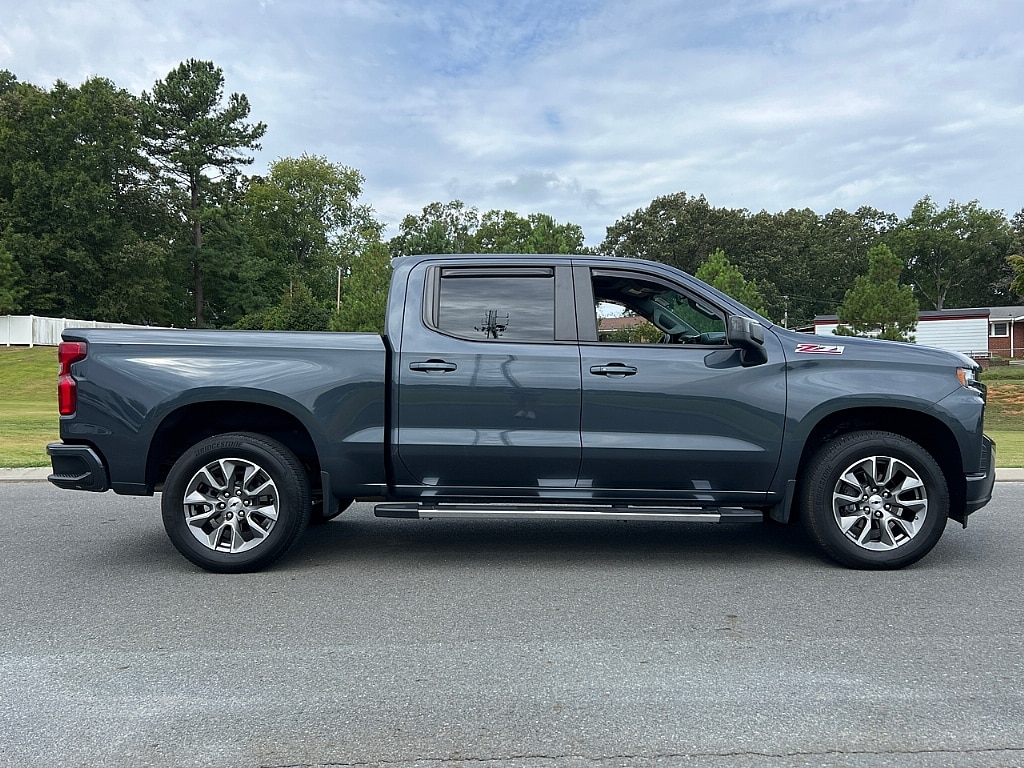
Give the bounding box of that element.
[1,0,1023,243]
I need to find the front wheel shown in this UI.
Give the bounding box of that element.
[800,431,949,569]
[161,432,311,573]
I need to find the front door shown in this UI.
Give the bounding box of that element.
[577,267,786,504]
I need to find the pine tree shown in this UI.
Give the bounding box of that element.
[140,60,266,326]
[835,244,918,341]
[694,249,766,315]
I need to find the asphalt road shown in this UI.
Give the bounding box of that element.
[1,483,1022,768]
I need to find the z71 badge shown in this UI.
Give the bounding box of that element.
[795,343,845,355]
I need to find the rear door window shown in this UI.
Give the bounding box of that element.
[434,268,556,342]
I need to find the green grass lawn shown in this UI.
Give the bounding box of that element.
[987,431,1024,467]
[2,346,1024,468]
[0,400,58,466]
[981,366,1024,467]
[0,347,59,467]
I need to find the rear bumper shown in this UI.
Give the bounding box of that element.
[47,443,110,492]
[964,435,996,516]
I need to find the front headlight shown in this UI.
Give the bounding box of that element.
[957,367,986,398]
[957,367,977,388]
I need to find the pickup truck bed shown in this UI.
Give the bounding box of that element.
[49,329,388,498]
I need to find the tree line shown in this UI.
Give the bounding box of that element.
[601,193,1024,328]
[2,60,1023,333]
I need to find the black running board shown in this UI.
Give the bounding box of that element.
[374,503,763,523]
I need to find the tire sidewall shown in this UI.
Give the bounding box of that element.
[161,433,310,573]
[801,431,949,569]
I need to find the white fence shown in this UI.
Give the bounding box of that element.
[1,315,165,346]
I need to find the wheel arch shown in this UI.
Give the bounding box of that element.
[146,401,321,494]
[787,407,966,524]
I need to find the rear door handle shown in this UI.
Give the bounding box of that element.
[409,360,458,373]
[589,364,638,377]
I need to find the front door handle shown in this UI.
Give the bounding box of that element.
[410,360,458,373]
[589,364,638,377]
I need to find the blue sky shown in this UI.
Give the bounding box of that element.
[2,0,1022,244]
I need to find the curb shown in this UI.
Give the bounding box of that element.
[4,467,1024,482]
[0,468,52,481]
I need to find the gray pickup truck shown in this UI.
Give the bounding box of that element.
[48,253,995,572]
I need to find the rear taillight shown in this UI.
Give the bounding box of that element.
[58,341,88,416]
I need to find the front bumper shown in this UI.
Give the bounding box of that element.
[47,443,110,492]
[964,434,996,516]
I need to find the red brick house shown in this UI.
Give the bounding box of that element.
[987,306,1024,359]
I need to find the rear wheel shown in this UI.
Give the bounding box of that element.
[161,432,311,573]
[800,431,949,569]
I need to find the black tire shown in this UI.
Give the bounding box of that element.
[161,432,311,573]
[800,430,949,569]
[310,496,353,524]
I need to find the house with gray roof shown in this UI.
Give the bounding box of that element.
[987,306,1024,359]
[814,306,1024,362]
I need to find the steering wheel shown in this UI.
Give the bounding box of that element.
[660,331,700,344]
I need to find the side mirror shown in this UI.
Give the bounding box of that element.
[727,315,768,366]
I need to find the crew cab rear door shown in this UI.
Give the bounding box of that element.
[394,261,582,494]
[575,265,786,504]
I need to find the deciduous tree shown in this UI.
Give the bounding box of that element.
[261,281,330,331]
[598,194,894,326]
[0,75,160,320]
[240,154,382,321]
[474,210,584,253]
[599,192,746,274]
[891,196,1012,310]
[390,201,585,258]
[331,240,392,333]
[0,249,23,313]
[1008,208,1024,300]
[389,200,479,257]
